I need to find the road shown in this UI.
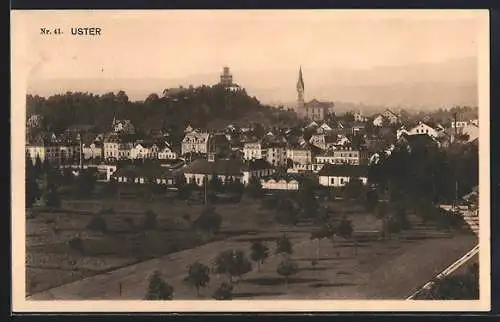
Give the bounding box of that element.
[406,244,479,300]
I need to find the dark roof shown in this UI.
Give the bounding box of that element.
[401,133,438,146]
[182,158,245,176]
[318,164,369,177]
[27,131,58,146]
[245,159,274,171]
[263,172,303,182]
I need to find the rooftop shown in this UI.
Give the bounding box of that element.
[318,164,369,177]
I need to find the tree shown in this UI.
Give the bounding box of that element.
[275,233,293,256]
[212,282,233,300]
[310,223,334,260]
[86,215,108,233]
[68,236,85,254]
[275,196,299,230]
[214,249,253,286]
[276,259,299,291]
[142,210,158,230]
[297,179,319,219]
[26,157,41,208]
[73,169,96,198]
[191,205,222,238]
[342,178,365,201]
[145,270,174,300]
[34,155,43,175]
[364,187,379,212]
[375,202,390,240]
[337,216,353,239]
[183,261,210,297]
[246,176,263,198]
[225,180,245,197]
[210,173,224,193]
[42,158,52,174]
[44,183,61,208]
[249,241,270,271]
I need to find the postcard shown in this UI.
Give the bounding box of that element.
[11,9,491,312]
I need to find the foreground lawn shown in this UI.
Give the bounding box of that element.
[26,197,477,300]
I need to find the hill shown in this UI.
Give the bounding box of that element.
[26,85,300,138]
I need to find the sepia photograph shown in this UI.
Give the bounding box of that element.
[11,9,490,312]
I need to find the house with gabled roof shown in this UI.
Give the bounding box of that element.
[318,164,369,187]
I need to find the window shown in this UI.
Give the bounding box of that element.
[340,178,344,185]
[330,178,334,185]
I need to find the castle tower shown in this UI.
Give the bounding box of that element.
[220,66,233,87]
[296,66,305,111]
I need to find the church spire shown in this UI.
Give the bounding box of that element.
[296,66,305,110]
[297,66,304,92]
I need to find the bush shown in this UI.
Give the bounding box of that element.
[86,215,108,233]
[145,270,174,300]
[142,210,158,230]
[100,207,115,215]
[68,237,85,253]
[212,282,233,300]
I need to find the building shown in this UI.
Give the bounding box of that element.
[220,66,233,87]
[265,143,287,167]
[354,112,368,123]
[181,131,210,155]
[373,109,400,126]
[181,158,275,187]
[309,134,334,151]
[407,121,440,138]
[451,120,469,130]
[315,147,370,166]
[286,145,312,165]
[261,177,300,191]
[103,133,120,160]
[26,132,60,164]
[209,133,231,157]
[295,67,333,121]
[397,133,440,151]
[130,142,159,160]
[243,141,263,160]
[304,99,334,122]
[118,142,134,160]
[242,159,276,185]
[82,141,104,160]
[318,164,369,188]
[461,123,479,142]
[158,144,178,160]
[26,114,43,128]
[182,158,245,186]
[112,117,135,134]
[111,164,178,186]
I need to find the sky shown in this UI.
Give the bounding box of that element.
[12,10,486,105]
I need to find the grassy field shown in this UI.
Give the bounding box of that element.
[26,195,478,300]
[26,196,276,295]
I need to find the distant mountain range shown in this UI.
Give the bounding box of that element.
[28,57,477,112]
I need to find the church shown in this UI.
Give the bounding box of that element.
[295,67,334,121]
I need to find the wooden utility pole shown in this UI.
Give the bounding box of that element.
[204,175,208,205]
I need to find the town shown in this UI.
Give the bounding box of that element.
[25,66,479,301]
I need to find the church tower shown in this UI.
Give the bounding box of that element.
[296,66,305,110]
